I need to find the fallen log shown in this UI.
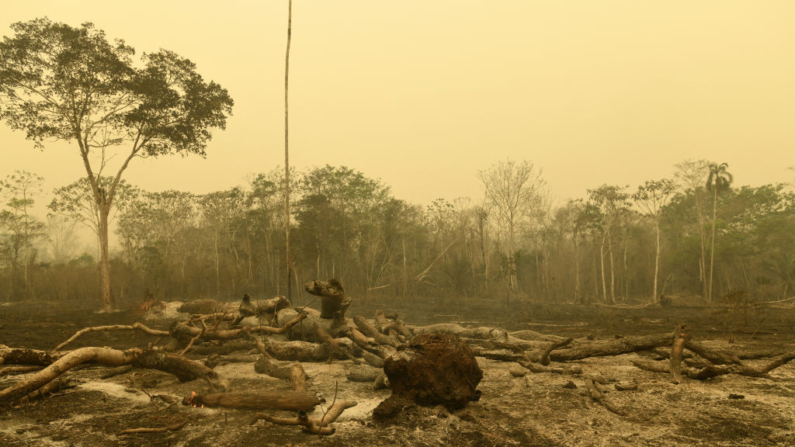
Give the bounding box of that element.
[170,311,307,343]
[238,295,291,319]
[548,334,673,362]
[178,299,232,315]
[13,377,71,406]
[304,279,347,320]
[519,361,582,375]
[275,308,347,342]
[632,353,795,380]
[509,330,567,343]
[0,346,55,366]
[346,365,382,383]
[133,351,229,392]
[470,348,524,362]
[526,338,574,365]
[411,323,508,343]
[254,357,296,380]
[354,316,399,348]
[684,340,742,365]
[0,347,144,405]
[0,366,43,376]
[186,390,321,412]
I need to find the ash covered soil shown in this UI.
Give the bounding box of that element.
[1,299,795,446]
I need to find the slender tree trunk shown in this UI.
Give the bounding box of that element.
[479,219,488,294]
[696,193,708,299]
[608,234,615,304]
[708,187,718,302]
[402,236,408,297]
[284,0,293,302]
[22,192,32,300]
[652,219,661,303]
[573,232,580,303]
[98,207,115,311]
[214,235,220,298]
[600,233,607,303]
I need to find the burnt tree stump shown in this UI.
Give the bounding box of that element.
[304,279,349,320]
[375,333,482,418]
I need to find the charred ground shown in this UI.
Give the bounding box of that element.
[1,297,794,446]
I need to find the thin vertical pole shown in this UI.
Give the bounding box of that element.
[284,0,293,302]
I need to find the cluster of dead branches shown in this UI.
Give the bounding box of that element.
[3,277,793,436]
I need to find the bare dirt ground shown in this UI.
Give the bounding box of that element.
[1,298,795,446]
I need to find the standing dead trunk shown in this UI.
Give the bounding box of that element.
[652,220,661,303]
[608,231,616,304]
[708,185,718,302]
[573,232,580,303]
[98,206,115,311]
[599,232,607,303]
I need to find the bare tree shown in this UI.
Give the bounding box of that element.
[478,159,544,293]
[674,159,710,299]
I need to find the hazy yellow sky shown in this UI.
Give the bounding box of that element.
[1,0,794,207]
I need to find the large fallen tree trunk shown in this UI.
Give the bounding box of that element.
[0,347,144,405]
[133,351,229,391]
[0,347,230,405]
[547,334,674,362]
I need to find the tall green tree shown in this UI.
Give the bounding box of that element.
[706,162,733,301]
[0,18,233,311]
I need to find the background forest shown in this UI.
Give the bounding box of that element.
[0,159,793,309]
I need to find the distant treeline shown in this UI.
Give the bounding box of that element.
[0,160,793,308]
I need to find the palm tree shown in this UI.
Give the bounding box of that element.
[706,162,733,302]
